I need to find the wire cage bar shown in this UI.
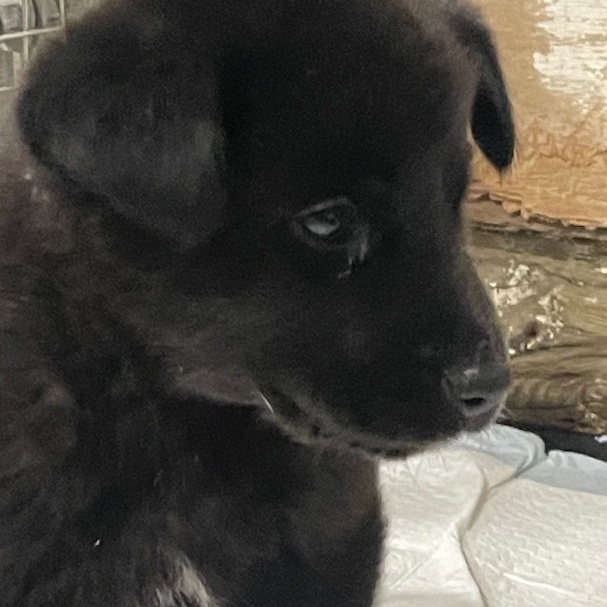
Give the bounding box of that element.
[0,0,66,91]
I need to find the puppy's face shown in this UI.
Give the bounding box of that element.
[19,0,514,456]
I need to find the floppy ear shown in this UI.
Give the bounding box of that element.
[448,4,515,171]
[18,8,226,249]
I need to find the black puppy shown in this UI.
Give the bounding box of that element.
[1,0,514,605]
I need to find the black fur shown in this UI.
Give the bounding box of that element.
[1,0,514,605]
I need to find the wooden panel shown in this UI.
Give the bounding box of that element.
[469,219,607,433]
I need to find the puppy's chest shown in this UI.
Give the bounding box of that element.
[153,553,218,607]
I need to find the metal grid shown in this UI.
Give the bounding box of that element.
[0,0,66,91]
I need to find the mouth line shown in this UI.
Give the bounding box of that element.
[260,387,454,459]
[463,403,503,432]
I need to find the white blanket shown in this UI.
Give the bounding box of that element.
[377,425,607,607]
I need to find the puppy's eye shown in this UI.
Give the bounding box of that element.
[293,197,358,247]
[304,211,342,238]
[290,197,370,279]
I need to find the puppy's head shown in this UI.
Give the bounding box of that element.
[19,0,514,456]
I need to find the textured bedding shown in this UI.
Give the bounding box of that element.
[377,425,607,607]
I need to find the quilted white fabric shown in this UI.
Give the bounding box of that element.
[377,425,607,607]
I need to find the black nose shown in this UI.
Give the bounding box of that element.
[443,345,510,429]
